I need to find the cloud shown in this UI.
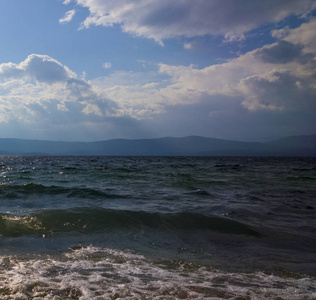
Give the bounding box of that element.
[88,19,316,124]
[282,18,316,54]
[59,9,76,24]
[0,54,116,129]
[84,18,316,141]
[70,0,315,43]
[255,40,313,64]
[154,19,316,111]
[24,55,77,83]
[271,26,291,39]
[183,40,203,51]
[239,70,316,111]
[0,54,76,83]
[92,71,166,119]
[103,62,112,69]
[2,16,316,141]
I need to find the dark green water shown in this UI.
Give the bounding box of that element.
[0,156,315,299]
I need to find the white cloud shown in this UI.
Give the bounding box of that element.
[183,43,193,50]
[271,26,291,39]
[70,0,314,44]
[86,18,316,126]
[82,103,103,116]
[183,40,203,51]
[156,19,316,111]
[92,72,166,119]
[1,16,316,141]
[283,18,316,54]
[103,62,112,69]
[142,82,159,89]
[59,9,76,24]
[0,54,76,83]
[0,54,115,127]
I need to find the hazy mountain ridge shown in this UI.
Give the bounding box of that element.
[0,135,315,156]
[267,134,316,148]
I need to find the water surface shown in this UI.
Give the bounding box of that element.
[0,156,315,299]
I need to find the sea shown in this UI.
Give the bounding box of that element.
[0,156,315,299]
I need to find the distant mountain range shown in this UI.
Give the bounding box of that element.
[0,135,315,156]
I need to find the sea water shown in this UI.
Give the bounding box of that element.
[0,156,315,299]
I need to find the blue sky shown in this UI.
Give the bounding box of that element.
[0,0,315,142]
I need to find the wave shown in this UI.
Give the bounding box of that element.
[286,176,316,181]
[0,183,126,199]
[0,246,314,300]
[0,208,260,237]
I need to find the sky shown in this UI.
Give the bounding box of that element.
[0,0,316,142]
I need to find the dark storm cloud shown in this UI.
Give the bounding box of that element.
[241,70,316,111]
[256,41,314,64]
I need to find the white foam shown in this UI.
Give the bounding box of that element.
[0,246,315,299]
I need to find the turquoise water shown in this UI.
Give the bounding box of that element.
[0,156,315,299]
